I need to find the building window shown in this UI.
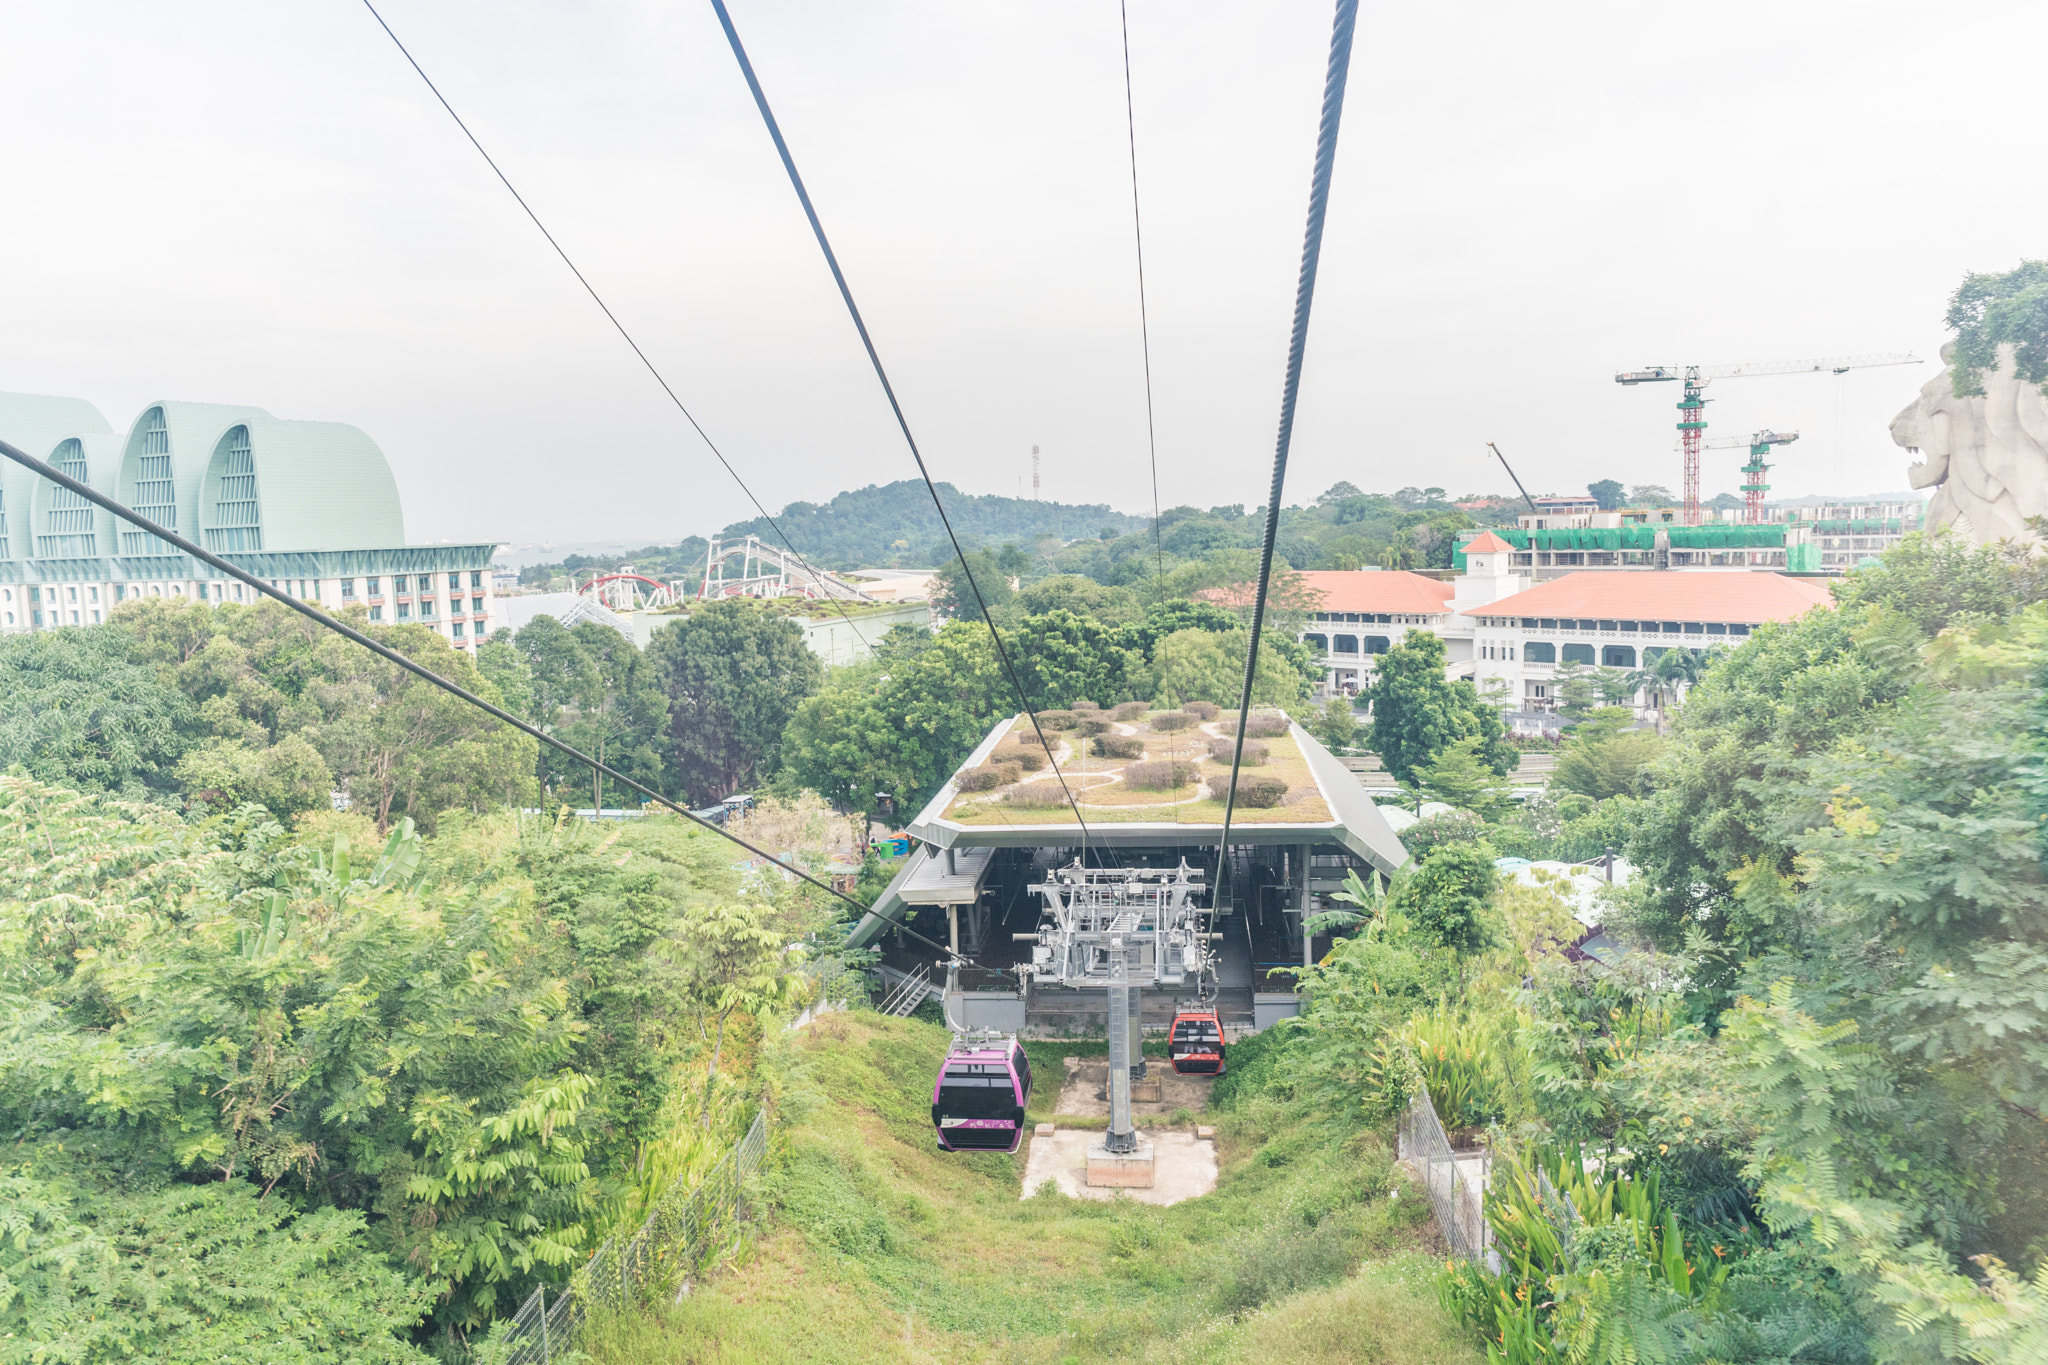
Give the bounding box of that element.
[1334,634,1358,655]
[470,571,483,589]
[341,579,356,598]
[122,408,179,554]
[1562,643,1595,665]
[1539,618,1557,630]
[367,577,381,596]
[38,439,99,557]
[1619,620,1639,632]
[1364,635,1390,655]
[397,604,411,620]
[90,610,100,623]
[1705,622,1726,635]
[1729,624,1750,636]
[66,586,77,602]
[369,606,383,622]
[471,596,484,614]
[1684,622,1704,635]
[1521,617,1538,629]
[1305,633,1328,652]
[1524,641,1557,663]
[1597,620,1617,632]
[1643,646,1668,663]
[1601,644,1636,667]
[1661,621,1682,633]
[452,621,465,638]
[449,573,462,590]
[203,426,262,551]
[420,600,435,617]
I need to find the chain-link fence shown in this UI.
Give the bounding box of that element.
[1396,1089,1491,1262]
[490,1106,769,1364]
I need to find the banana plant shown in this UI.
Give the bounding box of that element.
[235,890,290,960]
[369,816,426,891]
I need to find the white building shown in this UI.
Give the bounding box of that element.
[0,392,497,649]
[1300,532,1835,717]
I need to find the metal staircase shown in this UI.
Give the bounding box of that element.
[878,962,934,1017]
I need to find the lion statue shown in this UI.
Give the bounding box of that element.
[1892,341,2048,545]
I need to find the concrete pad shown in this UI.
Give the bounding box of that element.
[1087,1141,1155,1188]
[1033,1122,1056,1138]
[1196,1125,1215,1140]
[1053,1056,1212,1119]
[1021,1128,1218,1206]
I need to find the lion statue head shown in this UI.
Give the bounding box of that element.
[1891,341,2048,544]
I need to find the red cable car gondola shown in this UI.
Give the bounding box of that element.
[1168,1007,1226,1075]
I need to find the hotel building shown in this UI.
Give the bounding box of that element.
[0,392,496,648]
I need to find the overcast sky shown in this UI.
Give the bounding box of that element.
[2,0,2041,546]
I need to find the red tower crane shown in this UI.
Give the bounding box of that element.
[1615,353,1918,526]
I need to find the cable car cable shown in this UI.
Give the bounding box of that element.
[355,0,878,658]
[1118,0,1166,605]
[0,436,977,952]
[1211,0,1360,907]
[707,0,1103,852]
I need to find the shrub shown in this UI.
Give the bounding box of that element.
[1070,699,1102,712]
[1234,775,1289,807]
[1183,701,1220,720]
[1125,759,1199,791]
[1013,729,1054,749]
[1007,783,1072,807]
[1006,746,1048,773]
[1109,701,1149,721]
[1035,709,1078,730]
[1228,713,1291,738]
[1209,738,1268,766]
[956,762,1022,792]
[1093,735,1144,759]
[1074,717,1114,737]
[1148,711,1193,732]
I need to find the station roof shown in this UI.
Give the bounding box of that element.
[843,708,1409,949]
[1476,570,1832,624]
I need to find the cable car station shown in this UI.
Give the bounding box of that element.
[845,703,1410,1191]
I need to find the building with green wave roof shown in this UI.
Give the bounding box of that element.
[0,391,497,648]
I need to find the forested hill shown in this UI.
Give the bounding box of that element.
[716,479,1146,568]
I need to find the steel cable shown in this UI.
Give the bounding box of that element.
[707,0,1102,852]
[1213,0,1360,903]
[356,0,879,658]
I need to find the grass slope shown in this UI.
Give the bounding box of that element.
[580,1013,1480,1364]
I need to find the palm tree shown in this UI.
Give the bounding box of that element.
[1639,647,1704,734]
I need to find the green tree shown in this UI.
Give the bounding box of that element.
[646,599,823,805]
[1148,628,1305,708]
[1587,479,1625,510]
[1551,712,1662,801]
[1363,630,1513,784]
[930,546,1019,619]
[1945,258,2048,397]
[679,901,809,1111]
[1311,695,1358,751]
[557,621,668,810]
[1413,736,1509,814]
[1010,609,1147,708]
[303,624,538,830]
[0,623,193,797]
[1,1177,437,1364]
[1553,659,1599,720]
[780,623,1007,819]
[1396,841,1498,959]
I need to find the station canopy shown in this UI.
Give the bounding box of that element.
[845,707,1409,950]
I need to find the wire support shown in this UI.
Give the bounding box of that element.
[707,0,1100,850]
[0,435,968,962]
[1213,0,1359,900]
[1119,0,1166,606]
[356,0,875,655]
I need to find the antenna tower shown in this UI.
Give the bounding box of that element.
[1031,445,1041,500]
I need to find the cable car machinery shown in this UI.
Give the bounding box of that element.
[1013,861,1220,1155]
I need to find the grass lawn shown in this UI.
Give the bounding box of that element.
[576,1013,1480,1364]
